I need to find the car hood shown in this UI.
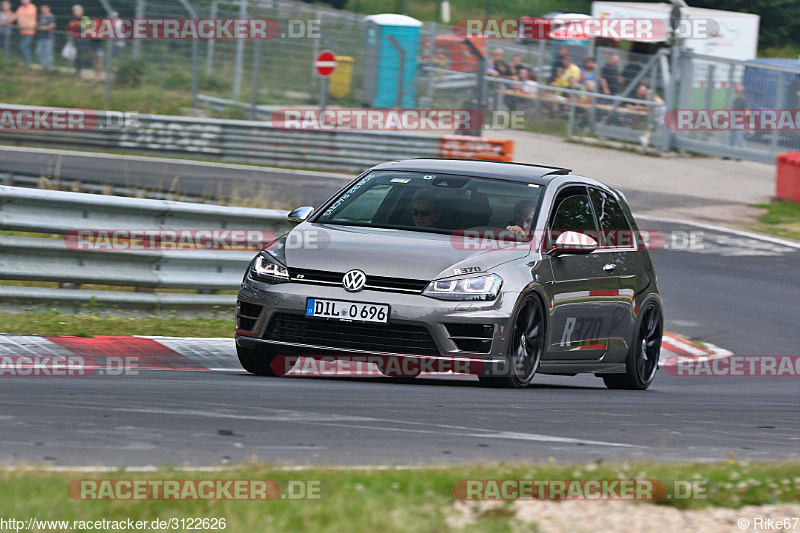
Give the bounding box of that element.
[280,223,530,281]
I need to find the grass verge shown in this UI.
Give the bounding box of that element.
[1,461,798,533]
[747,200,800,240]
[0,312,233,338]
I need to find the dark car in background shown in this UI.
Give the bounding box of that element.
[236,159,662,389]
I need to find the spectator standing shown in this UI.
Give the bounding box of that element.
[625,82,651,111]
[15,0,37,66]
[35,3,53,69]
[599,53,622,96]
[622,58,643,94]
[66,4,94,77]
[487,47,511,78]
[582,58,596,83]
[509,54,527,78]
[562,55,582,90]
[520,69,537,95]
[0,1,13,55]
[578,81,595,102]
[109,10,124,58]
[731,83,748,149]
[551,46,568,83]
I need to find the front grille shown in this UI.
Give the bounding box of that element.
[444,323,494,354]
[264,313,440,355]
[289,268,428,294]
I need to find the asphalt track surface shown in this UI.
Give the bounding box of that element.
[1,150,799,466]
[0,146,350,206]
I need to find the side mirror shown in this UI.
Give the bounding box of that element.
[288,206,314,224]
[549,231,598,256]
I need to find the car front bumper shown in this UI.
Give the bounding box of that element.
[235,277,518,364]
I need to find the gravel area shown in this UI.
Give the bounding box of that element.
[449,500,800,532]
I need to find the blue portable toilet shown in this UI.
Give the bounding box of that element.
[361,14,422,109]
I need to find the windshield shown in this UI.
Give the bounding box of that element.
[314,170,545,239]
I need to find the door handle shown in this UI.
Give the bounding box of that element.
[603,263,617,273]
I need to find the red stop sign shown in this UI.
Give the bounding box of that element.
[314,50,338,77]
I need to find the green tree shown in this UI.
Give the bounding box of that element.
[690,0,800,49]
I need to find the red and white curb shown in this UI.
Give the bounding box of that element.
[659,332,733,367]
[0,332,732,377]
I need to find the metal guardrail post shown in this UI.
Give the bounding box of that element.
[104,40,112,108]
[250,38,262,120]
[310,9,322,97]
[567,98,576,138]
[205,1,217,76]
[661,45,681,152]
[536,40,545,81]
[725,63,735,110]
[771,72,785,154]
[232,0,247,100]
[132,0,145,60]
[462,38,486,137]
[96,0,115,16]
[703,64,714,111]
[176,0,200,109]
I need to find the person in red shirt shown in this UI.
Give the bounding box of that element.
[65,4,98,77]
[14,0,37,66]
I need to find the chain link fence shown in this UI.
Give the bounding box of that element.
[671,51,800,162]
[2,1,800,163]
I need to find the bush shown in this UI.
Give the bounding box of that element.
[199,74,229,92]
[114,58,148,88]
[161,69,192,90]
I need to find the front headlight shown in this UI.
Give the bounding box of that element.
[250,253,289,283]
[422,273,502,301]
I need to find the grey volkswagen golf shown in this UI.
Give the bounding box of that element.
[235,159,662,389]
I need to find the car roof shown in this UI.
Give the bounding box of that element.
[370,158,572,184]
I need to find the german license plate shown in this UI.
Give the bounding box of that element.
[305,298,389,323]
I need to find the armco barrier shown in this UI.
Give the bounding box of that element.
[776,152,800,204]
[0,185,292,316]
[0,105,514,172]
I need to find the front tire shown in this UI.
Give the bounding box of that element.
[479,295,545,388]
[236,343,295,377]
[603,302,662,390]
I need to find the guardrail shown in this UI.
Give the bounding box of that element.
[0,105,513,172]
[0,186,293,316]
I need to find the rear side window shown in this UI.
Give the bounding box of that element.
[548,188,600,246]
[589,188,634,248]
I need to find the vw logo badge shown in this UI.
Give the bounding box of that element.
[342,269,367,292]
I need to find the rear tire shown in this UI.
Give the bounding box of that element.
[603,302,662,390]
[236,344,295,377]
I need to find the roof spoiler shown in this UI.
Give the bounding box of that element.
[408,158,572,174]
